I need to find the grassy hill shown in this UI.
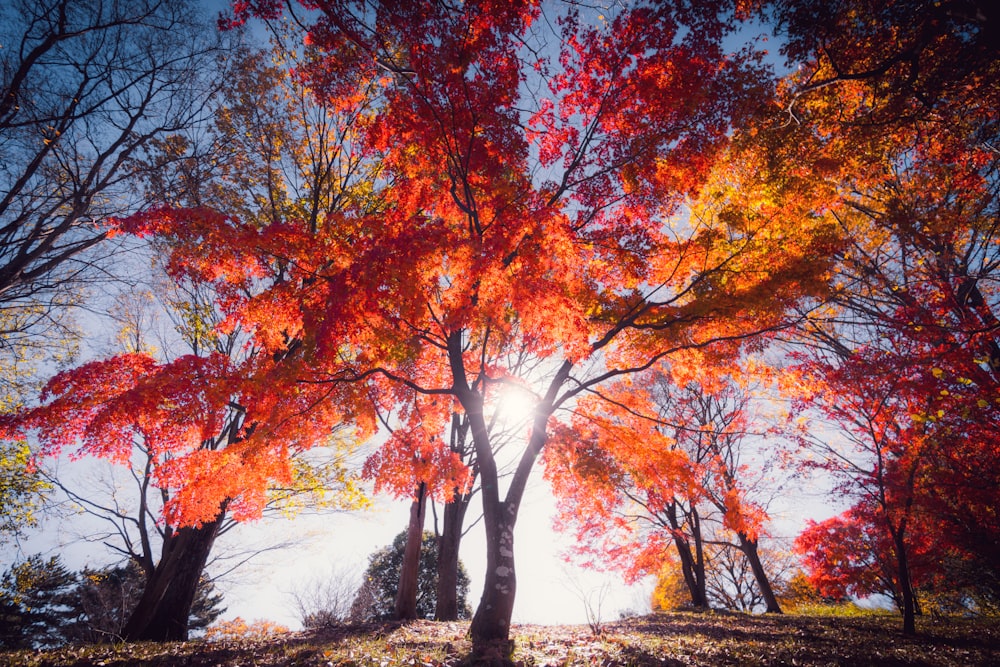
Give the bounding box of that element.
[2,611,999,666]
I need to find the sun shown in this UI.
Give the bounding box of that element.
[495,383,540,427]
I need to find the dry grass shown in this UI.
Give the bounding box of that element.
[2,612,999,666]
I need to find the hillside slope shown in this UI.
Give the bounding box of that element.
[2,612,999,666]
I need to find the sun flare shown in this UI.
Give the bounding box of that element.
[495,384,539,426]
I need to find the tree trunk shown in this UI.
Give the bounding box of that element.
[394,482,427,620]
[892,529,918,634]
[123,510,225,641]
[435,491,470,620]
[450,334,569,654]
[469,498,518,644]
[738,533,782,613]
[668,502,709,609]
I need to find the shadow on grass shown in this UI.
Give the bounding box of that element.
[3,613,999,666]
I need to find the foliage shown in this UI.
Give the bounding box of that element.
[0,439,49,542]
[203,618,291,643]
[141,0,846,643]
[351,531,471,622]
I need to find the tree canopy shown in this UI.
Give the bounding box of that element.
[0,0,998,652]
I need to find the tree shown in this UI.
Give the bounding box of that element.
[651,540,796,614]
[147,1,839,651]
[350,530,471,622]
[0,556,224,648]
[394,482,428,620]
[545,364,788,614]
[0,28,379,642]
[704,541,797,613]
[669,376,785,614]
[787,340,938,633]
[0,0,227,561]
[71,560,225,644]
[771,24,1000,624]
[770,0,998,132]
[433,412,477,621]
[2,352,241,642]
[0,438,48,543]
[784,325,1000,623]
[0,0,226,371]
[795,505,908,608]
[0,555,79,649]
[731,0,1000,633]
[1,295,368,642]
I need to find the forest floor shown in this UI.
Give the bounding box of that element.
[3,611,1000,666]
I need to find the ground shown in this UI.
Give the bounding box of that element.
[3,612,999,666]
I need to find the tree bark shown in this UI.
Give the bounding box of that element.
[123,510,225,641]
[667,503,710,609]
[435,491,470,620]
[394,482,427,620]
[737,533,783,613]
[469,498,518,644]
[892,528,918,634]
[450,334,572,652]
[436,412,474,621]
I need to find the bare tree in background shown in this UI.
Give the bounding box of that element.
[0,0,228,380]
[290,564,363,629]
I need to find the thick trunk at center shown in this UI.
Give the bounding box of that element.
[123,511,225,641]
[469,500,517,643]
[394,482,427,620]
[450,334,568,650]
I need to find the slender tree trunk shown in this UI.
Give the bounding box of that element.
[692,509,707,606]
[435,491,470,620]
[667,502,709,609]
[394,482,427,620]
[737,533,782,613]
[123,510,225,641]
[892,529,918,634]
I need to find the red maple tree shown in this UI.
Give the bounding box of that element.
[771,0,1000,631]
[112,0,842,647]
